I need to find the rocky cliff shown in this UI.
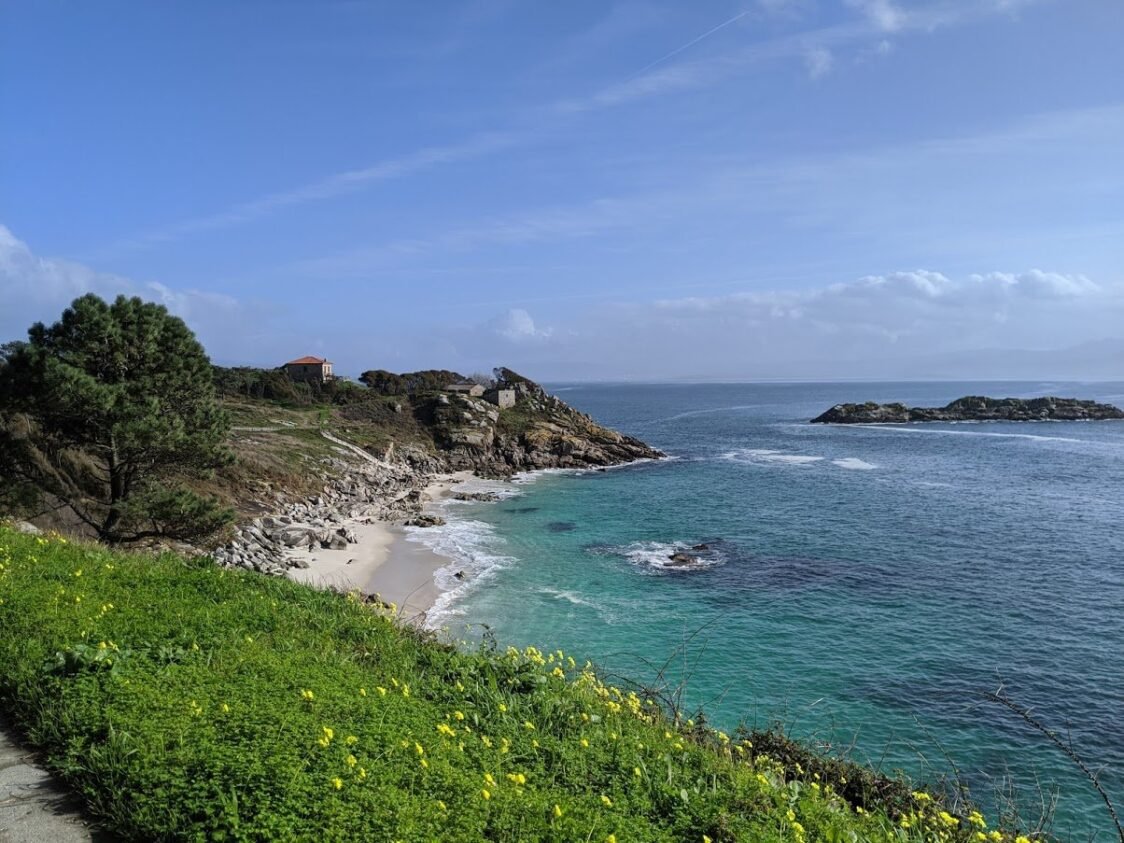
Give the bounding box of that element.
[812,395,1124,424]
[424,369,663,475]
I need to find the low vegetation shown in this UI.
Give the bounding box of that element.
[0,525,1028,842]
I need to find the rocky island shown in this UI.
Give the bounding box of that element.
[812,395,1124,424]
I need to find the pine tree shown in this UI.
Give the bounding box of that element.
[0,294,233,543]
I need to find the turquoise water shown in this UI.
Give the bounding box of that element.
[422,382,1124,840]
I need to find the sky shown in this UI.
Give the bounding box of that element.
[2,0,1123,381]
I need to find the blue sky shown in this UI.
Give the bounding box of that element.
[2,0,1122,380]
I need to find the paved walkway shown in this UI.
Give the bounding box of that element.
[0,726,98,842]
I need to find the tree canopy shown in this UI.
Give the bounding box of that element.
[358,368,466,396]
[0,294,232,543]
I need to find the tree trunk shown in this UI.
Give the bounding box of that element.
[100,434,125,541]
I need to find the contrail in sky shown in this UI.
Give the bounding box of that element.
[627,9,753,79]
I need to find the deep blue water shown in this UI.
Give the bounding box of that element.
[420,381,1124,839]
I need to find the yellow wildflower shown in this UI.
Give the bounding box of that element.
[359,687,367,697]
[377,687,387,696]
[453,710,466,720]
[506,772,527,785]
[498,702,507,712]
[600,795,612,807]
[938,810,959,827]
[553,804,563,819]
[580,738,589,748]
[331,777,343,790]
[346,754,357,767]
[436,800,447,811]
[300,689,315,701]
[481,789,491,801]
[523,721,535,731]
[345,735,358,745]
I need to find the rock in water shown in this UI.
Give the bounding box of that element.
[812,396,1124,424]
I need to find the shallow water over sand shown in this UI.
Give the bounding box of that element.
[423,381,1124,839]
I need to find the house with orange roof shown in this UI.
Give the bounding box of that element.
[282,356,334,384]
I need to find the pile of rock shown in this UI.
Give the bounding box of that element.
[211,454,435,576]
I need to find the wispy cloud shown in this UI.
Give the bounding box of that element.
[0,224,270,362]
[285,102,1124,281]
[804,46,834,78]
[98,131,520,256]
[845,0,905,32]
[96,0,1052,256]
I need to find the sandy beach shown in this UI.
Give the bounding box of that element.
[286,471,475,624]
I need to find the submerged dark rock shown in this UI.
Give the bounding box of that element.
[546,521,577,533]
[812,395,1124,424]
[666,552,700,567]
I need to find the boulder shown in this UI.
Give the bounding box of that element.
[277,528,314,548]
[405,514,447,528]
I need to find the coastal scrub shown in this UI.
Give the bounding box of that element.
[0,526,1032,841]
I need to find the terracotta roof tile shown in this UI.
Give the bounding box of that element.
[284,356,331,366]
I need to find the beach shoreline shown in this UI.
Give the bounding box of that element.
[286,470,477,625]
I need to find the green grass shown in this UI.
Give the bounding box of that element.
[0,527,1018,842]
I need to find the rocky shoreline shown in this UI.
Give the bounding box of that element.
[812,395,1124,425]
[210,381,664,579]
[210,454,438,577]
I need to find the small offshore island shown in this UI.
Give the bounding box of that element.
[812,395,1124,424]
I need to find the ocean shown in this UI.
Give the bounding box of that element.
[409,381,1124,840]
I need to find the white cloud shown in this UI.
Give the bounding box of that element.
[493,308,553,342]
[803,46,834,78]
[0,225,264,364]
[410,266,1123,381]
[845,0,905,32]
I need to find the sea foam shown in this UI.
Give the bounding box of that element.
[859,425,1083,443]
[832,457,878,470]
[722,448,824,466]
[592,540,727,575]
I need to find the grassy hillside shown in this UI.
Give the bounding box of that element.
[0,526,1020,842]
